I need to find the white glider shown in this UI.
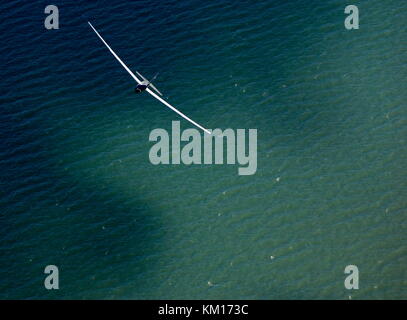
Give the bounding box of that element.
[88,21,211,134]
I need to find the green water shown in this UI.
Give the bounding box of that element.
[0,0,406,299]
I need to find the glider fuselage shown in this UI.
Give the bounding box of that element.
[135,82,149,93]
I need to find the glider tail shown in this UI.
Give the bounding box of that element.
[147,72,163,96]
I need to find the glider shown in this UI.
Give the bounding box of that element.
[88,21,211,134]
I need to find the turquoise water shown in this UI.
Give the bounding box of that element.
[0,0,406,299]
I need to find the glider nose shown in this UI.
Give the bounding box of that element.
[135,84,147,93]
